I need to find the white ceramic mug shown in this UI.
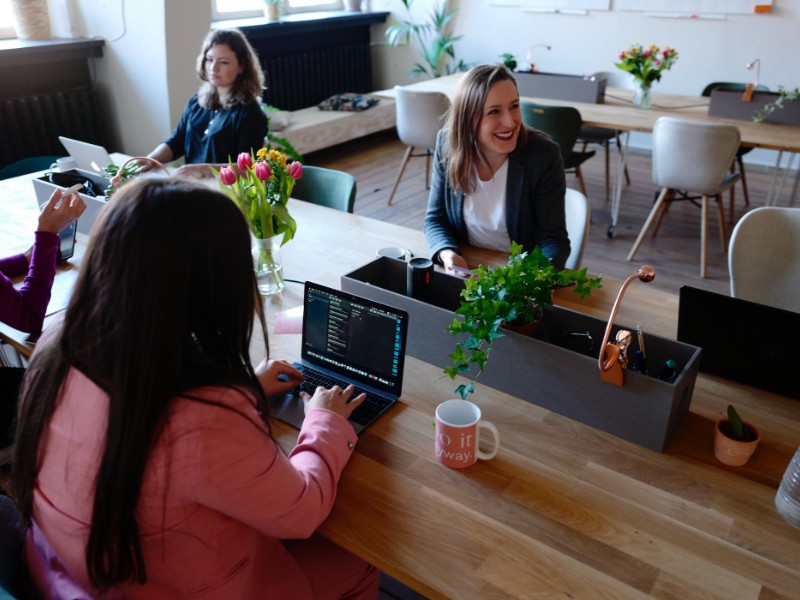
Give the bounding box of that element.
[434,399,500,469]
[51,156,76,172]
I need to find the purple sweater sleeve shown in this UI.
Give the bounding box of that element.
[0,231,59,333]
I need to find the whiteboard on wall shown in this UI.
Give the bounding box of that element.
[489,0,611,10]
[615,0,773,14]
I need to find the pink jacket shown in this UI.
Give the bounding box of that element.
[32,368,358,598]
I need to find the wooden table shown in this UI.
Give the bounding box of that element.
[377,75,800,237]
[2,178,799,598]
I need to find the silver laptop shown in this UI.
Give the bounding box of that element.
[269,281,409,434]
[59,136,114,175]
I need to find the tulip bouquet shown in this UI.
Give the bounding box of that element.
[213,147,303,294]
[615,44,679,109]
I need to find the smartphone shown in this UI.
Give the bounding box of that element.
[56,221,77,263]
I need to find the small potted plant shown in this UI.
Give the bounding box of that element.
[714,404,761,466]
[499,52,518,72]
[443,242,602,400]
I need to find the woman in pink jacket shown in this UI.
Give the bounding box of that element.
[12,178,379,599]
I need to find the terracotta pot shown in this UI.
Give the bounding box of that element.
[503,319,541,338]
[714,419,760,466]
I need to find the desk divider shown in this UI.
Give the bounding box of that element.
[342,257,702,452]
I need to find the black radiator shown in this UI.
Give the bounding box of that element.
[241,12,388,112]
[0,87,109,168]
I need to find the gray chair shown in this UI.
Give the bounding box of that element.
[0,156,60,181]
[729,206,800,313]
[387,86,450,205]
[564,188,590,270]
[627,116,741,278]
[291,165,357,213]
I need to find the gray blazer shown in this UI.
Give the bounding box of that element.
[423,127,571,271]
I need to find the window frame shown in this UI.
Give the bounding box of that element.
[211,0,345,21]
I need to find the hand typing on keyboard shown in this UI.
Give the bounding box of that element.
[256,359,304,396]
[300,384,367,421]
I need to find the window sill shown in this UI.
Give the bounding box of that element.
[213,10,389,36]
[0,37,104,67]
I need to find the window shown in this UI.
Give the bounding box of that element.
[0,0,17,39]
[212,0,344,20]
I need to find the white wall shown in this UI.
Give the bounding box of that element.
[56,0,799,166]
[369,0,800,166]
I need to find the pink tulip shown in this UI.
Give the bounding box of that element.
[642,49,652,58]
[289,161,303,180]
[237,152,253,171]
[254,161,271,181]
[219,166,236,186]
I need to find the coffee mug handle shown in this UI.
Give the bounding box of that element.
[475,421,500,460]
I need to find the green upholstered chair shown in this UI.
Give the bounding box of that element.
[520,102,595,198]
[291,165,357,214]
[0,156,60,181]
[702,82,770,224]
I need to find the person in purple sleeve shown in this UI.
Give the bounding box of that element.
[0,189,86,334]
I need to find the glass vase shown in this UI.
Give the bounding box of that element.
[776,446,800,529]
[633,82,653,110]
[252,235,285,296]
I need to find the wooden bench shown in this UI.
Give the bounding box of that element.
[277,96,396,156]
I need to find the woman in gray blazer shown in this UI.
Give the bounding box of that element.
[424,64,570,272]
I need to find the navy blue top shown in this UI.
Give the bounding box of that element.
[165,95,269,164]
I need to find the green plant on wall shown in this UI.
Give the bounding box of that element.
[385,0,467,78]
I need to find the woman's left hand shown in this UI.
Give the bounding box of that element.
[256,359,303,396]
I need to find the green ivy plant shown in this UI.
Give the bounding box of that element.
[444,242,603,400]
[103,162,141,199]
[752,86,800,123]
[385,0,467,79]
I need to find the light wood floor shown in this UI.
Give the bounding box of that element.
[305,129,783,298]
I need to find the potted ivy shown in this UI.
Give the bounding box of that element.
[444,242,602,400]
[714,404,761,466]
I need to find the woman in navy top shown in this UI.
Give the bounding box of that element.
[145,28,268,178]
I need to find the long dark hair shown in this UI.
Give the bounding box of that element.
[444,64,528,194]
[196,28,265,109]
[12,178,270,590]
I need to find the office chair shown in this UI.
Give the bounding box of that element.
[387,86,450,205]
[564,188,591,270]
[729,206,800,313]
[627,116,740,278]
[576,125,630,202]
[520,101,595,198]
[702,82,770,225]
[291,165,357,213]
[0,156,60,181]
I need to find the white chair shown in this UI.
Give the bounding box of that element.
[386,86,450,205]
[564,188,590,270]
[627,116,741,278]
[729,206,800,313]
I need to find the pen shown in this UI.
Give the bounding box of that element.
[447,265,474,276]
[636,323,646,359]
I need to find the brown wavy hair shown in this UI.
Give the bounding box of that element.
[196,28,265,110]
[12,178,271,590]
[444,64,528,194]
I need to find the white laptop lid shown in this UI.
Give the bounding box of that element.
[58,136,114,175]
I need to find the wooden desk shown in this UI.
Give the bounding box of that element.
[268,202,800,599]
[3,178,799,598]
[378,75,800,236]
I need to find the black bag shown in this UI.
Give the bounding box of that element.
[46,170,99,197]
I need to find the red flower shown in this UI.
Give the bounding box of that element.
[237,152,253,172]
[288,161,303,180]
[219,166,236,186]
[254,161,271,181]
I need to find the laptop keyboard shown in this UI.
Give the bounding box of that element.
[292,363,395,427]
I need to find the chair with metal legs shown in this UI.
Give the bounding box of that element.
[627,116,740,278]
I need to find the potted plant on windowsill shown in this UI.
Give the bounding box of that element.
[714,404,761,466]
[443,242,602,401]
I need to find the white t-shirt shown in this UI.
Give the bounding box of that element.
[463,160,512,252]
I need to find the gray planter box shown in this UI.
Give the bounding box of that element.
[708,89,800,126]
[342,257,701,452]
[32,169,110,236]
[513,71,607,104]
